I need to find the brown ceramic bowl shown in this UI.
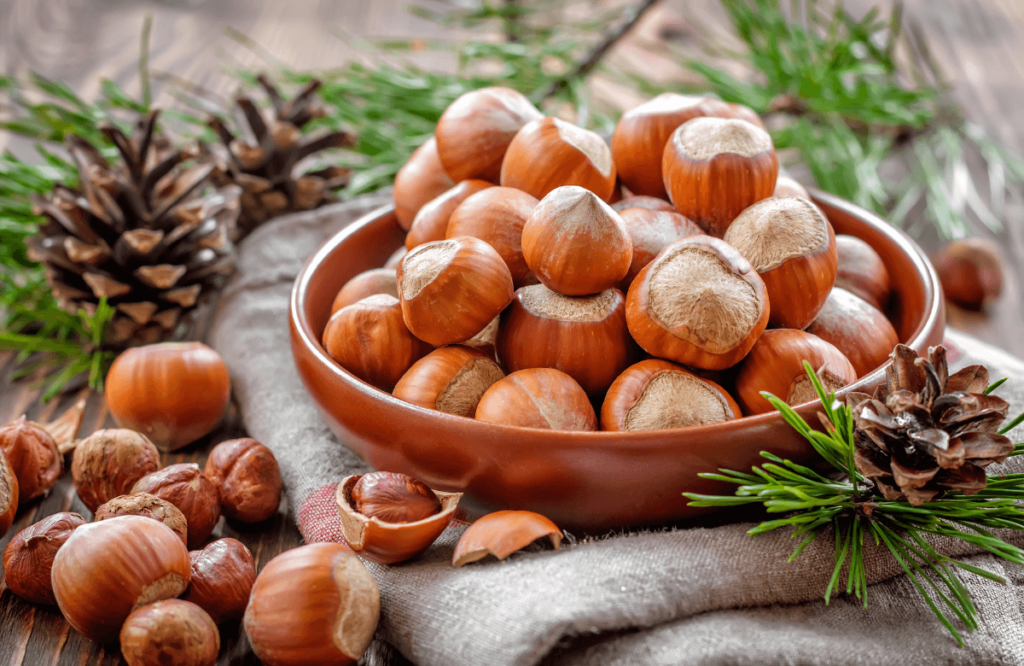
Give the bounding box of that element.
[290,190,944,530]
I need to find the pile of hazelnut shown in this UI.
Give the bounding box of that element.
[324,87,900,431]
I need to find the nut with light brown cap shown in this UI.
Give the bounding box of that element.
[393,346,505,417]
[330,268,398,314]
[452,510,562,566]
[475,368,598,431]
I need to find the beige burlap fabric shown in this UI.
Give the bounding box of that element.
[209,197,1024,666]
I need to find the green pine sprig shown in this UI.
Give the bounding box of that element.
[685,361,1024,646]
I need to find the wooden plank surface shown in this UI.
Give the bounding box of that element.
[2,0,1023,664]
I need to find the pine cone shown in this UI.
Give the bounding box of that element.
[28,110,240,346]
[850,345,1013,505]
[208,75,356,238]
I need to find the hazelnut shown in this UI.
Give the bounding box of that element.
[475,368,598,431]
[52,516,191,643]
[132,463,222,549]
[384,245,407,269]
[452,510,562,566]
[773,174,809,198]
[806,288,899,378]
[521,186,632,296]
[611,195,676,213]
[934,237,1004,310]
[105,342,231,451]
[445,186,539,288]
[618,207,702,291]
[435,86,543,182]
[625,235,770,370]
[734,329,858,415]
[71,428,160,512]
[120,600,219,666]
[405,179,493,250]
[397,237,515,346]
[662,117,778,237]
[724,196,838,329]
[336,474,461,565]
[835,234,892,312]
[0,415,62,501]
[393,136,455,230]
[182,538,256,624]
[322,294,432,392]
[3,512,86,605]
[0,448,16,538]
[500,117,617,201]
[244,543,380,666]
[601,359,741,431]
[497,284,639,397]
[458,315,500,359]
[331,268,398,314]
[94,493,190,547]
[706,100,766,129]
[204,438,282,523]
[393,346,505,417]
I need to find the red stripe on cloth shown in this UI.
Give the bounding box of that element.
[298,482,348,544]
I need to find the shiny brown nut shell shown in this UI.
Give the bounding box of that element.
[393,136,455,230]
[500,117,617,202]
[132,463,222,549]
[445,186,539,289]
[435,86,543,182]
[243,543,380,666]
[322,294,432,392]
[835,234,892,311]
[182,538,257,624]
[337,474,461,565]
[52,516,192,643]
[397,236,515,346]
[2,512,86,605]
[393,346,505,417]
[521,186,632,296]
[734,329,858,415]
[806,288,899,378]
[405,179,493,250]
[350,471,441,523]
[496,284,639,397]
[625,235,770,370]
[0,448,16,538]
[452,510,562,566]
[204,437,282,523]
[331,268,398,314]
[724,196,838,329]
[71,429,160,512]
[94,493,189,547]
[601,359,742,431]
[475,368,598,431]
[662,117,778,237]
[618,207,702,291]
[120,599,219,666]
[0,415,62,502]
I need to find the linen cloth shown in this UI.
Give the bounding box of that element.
[209,196,1024,666]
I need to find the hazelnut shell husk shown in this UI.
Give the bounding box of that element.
[331,268,399,314]
[475,368,598,431]
[0,415,62,502]
[2,512,86,605]
[452,510,562,566]
[337,474,461,565]
[405,179,493,250]
[393,136,455,231]
[204,437,282,523]
[120,599,220,666]
[806,288,899,378]
[835,234,892,312]
[132,463,222,549]
[71,428,161,512]
[182,538,257,624]
[392,346,505,417]
[94,493,190,547]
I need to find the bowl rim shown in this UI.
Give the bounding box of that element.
[290,188,943,445]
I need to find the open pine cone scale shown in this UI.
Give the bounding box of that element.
[851,344,1013,505]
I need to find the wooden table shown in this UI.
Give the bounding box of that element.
[2,0,1023,664]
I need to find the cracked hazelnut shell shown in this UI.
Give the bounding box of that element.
[626,235,770,370]
[52,516,191,643]
[393,346,505,417]
[397,236,514,346]
[94,493,190,547]
[331,268,398,314]
[120,599,219,666]
[445,186,539,288]
[835,234,892,312]
[500,117,617,201]
[734,328,858,415]
[452,510,562,566]
[475,368,598,431]
[204,437,282,523]
[132,463,222,549]
[3,512,86,605]
[337,474,461,565]
[806,287,899,378]
[71,428,161,512]
[244,543,380,666]
[182,538,256,624]
[393,136,455,230]
[405,179,493,250]
[0,415,62,502]
[497,284,639,397]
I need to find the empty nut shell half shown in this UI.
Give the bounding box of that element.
[337,475,462,565]
[452,510,562,566]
